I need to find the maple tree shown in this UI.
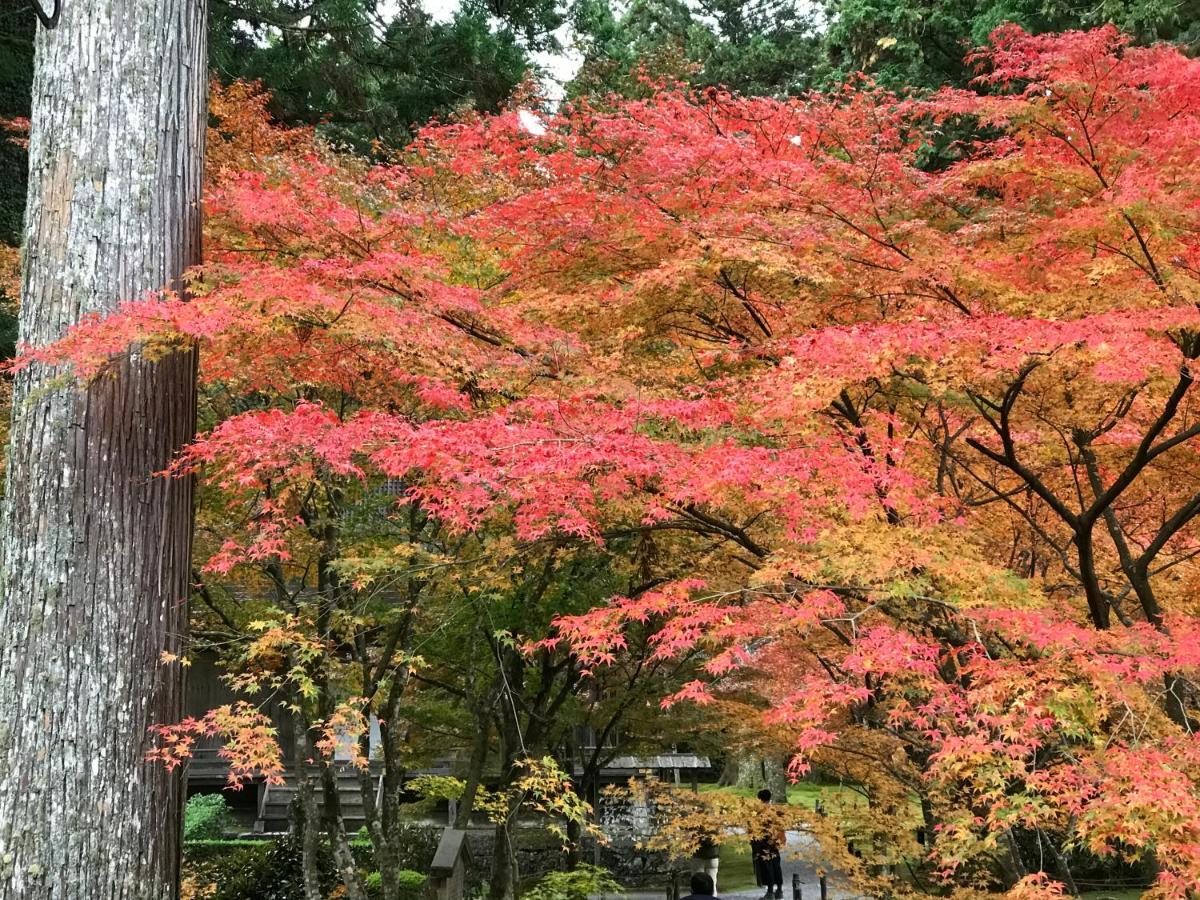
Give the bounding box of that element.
[107,81,710,900]
[26,25,1200,899]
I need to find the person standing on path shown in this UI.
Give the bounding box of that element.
[751,789,785,900]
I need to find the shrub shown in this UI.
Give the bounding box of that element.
[351,823,440,873]
[522,865,624,900]
[364,869,426,899]
[211,834,329,900]
[397,871,426,891]
[183,831,435,899]
[184,793,234,841]
[183,837,333,900]
[184,840,270,864]
[183,840,272,898]
[407,774,465,801]
[394,823,441,871]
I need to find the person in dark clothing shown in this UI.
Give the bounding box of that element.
[751,789,785,899]
[681,871,718,899]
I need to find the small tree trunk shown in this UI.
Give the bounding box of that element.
[358,729,400,900]
[0,2,205,898]
[489,820,519,900]
[293,714,327,900]
[489,717,522,900]
[455,717,491,829]
[321,764,367,900]
[379,675,408,844]
[1038,827,1081,898]
[717,755,740,787]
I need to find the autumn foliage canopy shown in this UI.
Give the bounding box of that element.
[29,25,1200,898]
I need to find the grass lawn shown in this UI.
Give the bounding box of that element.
[699,781,864,810]
[715,841,757,891]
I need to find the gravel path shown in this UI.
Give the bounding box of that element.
[601,831,853,900]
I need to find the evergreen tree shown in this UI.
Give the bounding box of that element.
[0,3,32,247]
[211,0,561,148]
[819,0,1200,89]
[568,0,1200,99]
[568,0,821,98]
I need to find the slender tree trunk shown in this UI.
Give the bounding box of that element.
[320,764,367,900]
[1038,827,1080,898]
[0,3,204,898]
[358,602,418,900]
[293,713,326,900]
[563,731,582,870]
[358,729,400,900]
[454,715,491,829]
[491,820,519,900]
[997,829,1027,890]
[489,648,526,900]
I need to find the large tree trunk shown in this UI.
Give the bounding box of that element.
[0,3,205,898]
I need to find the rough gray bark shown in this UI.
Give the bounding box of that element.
[0,2,205,898]
[723,753,790,800]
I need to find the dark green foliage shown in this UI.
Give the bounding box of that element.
[183,839,275,863]
[568,0,821,99]
[183,830,439,899]
[184,837,335,900]
[569,0,1200,100]
[352,824,441,872]
[686,0,822,96]
[462,0,564,51]
[211,836,318,900]
[210,0,555,150]
[818,0,1200,90]
[184,793,235,841]
[0,2,32,246]
[183,840,290,898]
[381,823,441,873]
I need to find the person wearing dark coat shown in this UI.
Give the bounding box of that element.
[751,789,785,899]
[681,871,719,899]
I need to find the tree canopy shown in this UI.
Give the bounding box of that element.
[32,24,1200,898]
